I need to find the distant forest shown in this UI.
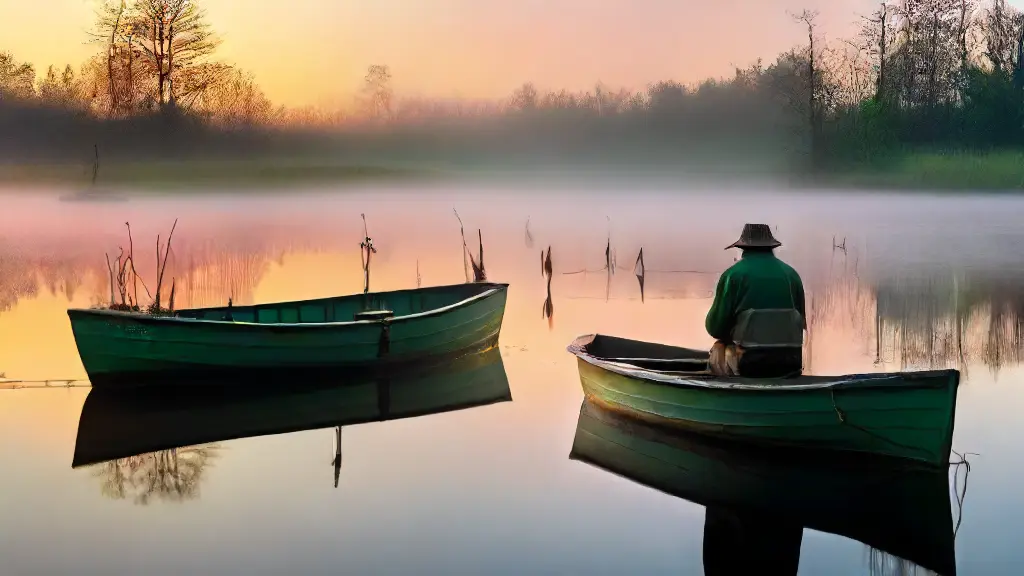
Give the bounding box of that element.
[3,0,1024,172]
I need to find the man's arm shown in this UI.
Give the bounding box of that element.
[706,271,737,341]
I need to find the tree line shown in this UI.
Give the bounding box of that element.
[3,0,1024,169]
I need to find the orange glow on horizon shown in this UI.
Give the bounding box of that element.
[1,0,880,107]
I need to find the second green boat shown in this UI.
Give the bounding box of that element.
[567,334,960,468]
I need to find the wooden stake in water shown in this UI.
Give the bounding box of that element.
[332,427,343,489]
[542,246,554,328]
[359,214,377,294]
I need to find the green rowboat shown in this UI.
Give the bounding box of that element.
[571,400,958,575]
[568,334,960,468]
[73,346,511,467]
[68,282,508,388]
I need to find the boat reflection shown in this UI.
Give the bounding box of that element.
[73,347,512,501]
[569,399,959,576]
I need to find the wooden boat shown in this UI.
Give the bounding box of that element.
[567,334,960,468]
[68,282,508,388]
[73,346,511,467]
[570,399,958,576]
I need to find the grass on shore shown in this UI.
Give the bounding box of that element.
[822,149,1024,191]
[5,148,1024,192]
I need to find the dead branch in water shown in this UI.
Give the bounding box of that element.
[103,220,178,314]
[153,219,178,310]
[109,247,139,311]
[453,208,470,282]
[104,253,115,306]
[525,217,534,248]
[359,213,377,294]
[468,229,486,282]
[126,222,138,304]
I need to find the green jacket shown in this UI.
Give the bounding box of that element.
[705,251,806,342]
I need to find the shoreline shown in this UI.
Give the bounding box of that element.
[4,153,1024,194]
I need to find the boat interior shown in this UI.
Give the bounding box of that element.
[175,282,505,324]
[581,334,710,372]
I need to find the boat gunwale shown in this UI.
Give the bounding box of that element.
[568,334,961,392]
[67,283,508,330]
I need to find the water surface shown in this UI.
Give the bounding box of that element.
[0,185,1020,575]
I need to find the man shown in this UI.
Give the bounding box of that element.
[705,224,806,378]
[703,506,803,575]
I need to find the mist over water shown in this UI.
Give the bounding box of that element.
[0,184,1020,575]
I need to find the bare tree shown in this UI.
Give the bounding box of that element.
[91,1,148,115]
[363,64,393,121]
[194,68,273,127]
[791,9,820,168]
[108,0,126,115]
[128,0,221,110]
[855,3,896,102]
[510,82,538,111]
[0,52,36,100]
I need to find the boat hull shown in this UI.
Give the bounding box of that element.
[68,283,507,388]
[570,335,959,468]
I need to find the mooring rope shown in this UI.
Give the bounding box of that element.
[828,388,931,457]
[950,449,976,539]
[0,379,91,390]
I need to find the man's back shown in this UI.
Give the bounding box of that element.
[705,251,805,342]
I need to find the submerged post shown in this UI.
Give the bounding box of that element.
[359,214,377,295]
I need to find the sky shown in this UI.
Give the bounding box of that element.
[3,0,1024,107]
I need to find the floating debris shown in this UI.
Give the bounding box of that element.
[525,217,534,248]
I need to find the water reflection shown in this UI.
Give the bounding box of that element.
[91,446,221,506]
[75,348,511,497]
[570,399,959,576]
[2,191,1022,573]
[542,246,554,328]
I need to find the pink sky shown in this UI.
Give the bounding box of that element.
[2,0,1014,106]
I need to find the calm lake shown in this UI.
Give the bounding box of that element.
[0,184,1021,575]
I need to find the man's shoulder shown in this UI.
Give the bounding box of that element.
[774,256,804,282]
[722,258,750,277]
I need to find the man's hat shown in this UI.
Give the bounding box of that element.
[725,224,782,250]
